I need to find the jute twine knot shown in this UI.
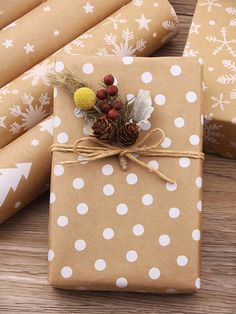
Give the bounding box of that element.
[50,128,204,184]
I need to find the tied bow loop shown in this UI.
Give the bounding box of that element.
[51,128,204,184]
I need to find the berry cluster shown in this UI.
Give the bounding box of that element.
[96,74,124,120]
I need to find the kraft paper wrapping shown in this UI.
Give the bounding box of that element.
[0,0,179,223]
[183,0,236,158]
[48,55,203,293]
[0,0,131,87]
[0,0,179,149]
[0,0,42,30]
[0,116,52,223]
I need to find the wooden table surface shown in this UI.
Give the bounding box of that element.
[0,1,236,313]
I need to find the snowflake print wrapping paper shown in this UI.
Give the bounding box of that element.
[0,0,179,224]
[0,0,42,30]
[0,0,131,87]
[49,55,203,293]
[184,0,236,158]
[0,0,179,149]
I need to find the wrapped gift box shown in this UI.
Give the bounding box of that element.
[184,0,236,158]
[48,55,203,293]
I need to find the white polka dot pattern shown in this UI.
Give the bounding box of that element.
[50,56,203,293]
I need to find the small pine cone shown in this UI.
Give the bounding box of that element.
[92,117,115,141]
[117,123,139,147]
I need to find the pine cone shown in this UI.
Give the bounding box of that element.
[92,117,115,141]
[117,123,139,147]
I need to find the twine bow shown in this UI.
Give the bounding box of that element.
[51,128,204,184]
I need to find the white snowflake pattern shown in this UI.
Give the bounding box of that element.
[211,93,230,111]
[0,84,18,103]
[22,59,54,86]
[161,7,179,43]
[183,42,199,57]
[9,93,50,135]
[102,13,127,30]
[206,27,236,57]
[226,7,236,27]
[31,139,39,147]
[96,28,146,57]
[218,60,236,85]
[63,34,93,55]
[199,0,222,12]
[14,201,22,209]
[204,113,224,145]
[132,0,143,6]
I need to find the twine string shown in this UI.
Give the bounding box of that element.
[51,128,204,184]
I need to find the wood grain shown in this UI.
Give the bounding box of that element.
[0,1,236,313]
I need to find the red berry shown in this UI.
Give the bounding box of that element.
[100,102,112,113]
[107,109,119,120]
[104,74,114,86]
[113,100,123,111]
[96,89,107,100]
[106,85,118,96]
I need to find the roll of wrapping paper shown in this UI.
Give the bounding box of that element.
[0,0,130,87]
[0,0,179,223]
[183,0,236,158]
[0,0,43,30]
[0,0,179,148]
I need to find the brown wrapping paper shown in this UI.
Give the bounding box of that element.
[49,55,203,293]
[0,0,130,87]
[0,116,52,223]
[184,0,236,158]
[0,0,42,30]
[0,0,179,148]
[0,0,179,224]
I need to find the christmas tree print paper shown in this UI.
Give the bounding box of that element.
[0,0,179,224]
[0,116,52,223]
[184,0,236,158]
[0,0,179,148]
[0,0,131,87]
[49,55,203,293]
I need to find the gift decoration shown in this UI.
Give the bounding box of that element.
[0,0,130,87]
[0,0,42,30]
[49,55,203,293]
[0,0,179,148]
[184,0,236,158]
[0,116,52,223]
[0,0,179,223]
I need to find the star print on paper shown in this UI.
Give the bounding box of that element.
[83,2,94,14]
[53,30,60,37]
[14,201,22,209]
[135,14,151,31]
[31,139,39,147]
[24,43,34,54]
[43,6,51,12]
[2,39,13,48]
[0,116,6,128]
[190,22,201,35]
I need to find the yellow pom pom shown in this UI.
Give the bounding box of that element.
[73,87,96,110]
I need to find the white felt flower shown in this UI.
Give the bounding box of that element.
[129,89,154,128]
